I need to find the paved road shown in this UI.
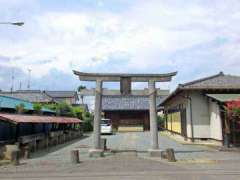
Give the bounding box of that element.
[1,132,240,180]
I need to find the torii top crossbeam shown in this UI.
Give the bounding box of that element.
[73,71,177,82]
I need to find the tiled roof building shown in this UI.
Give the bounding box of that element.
[0,90,79,104]
[0,90,53,103]
[102,95,165,111]
[159,72,240,146]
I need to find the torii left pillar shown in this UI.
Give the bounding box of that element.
[89,79,104,157]
[148,80,162,157]
[149,80,159,149]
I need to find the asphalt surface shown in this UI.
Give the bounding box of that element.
[1,132,240,180]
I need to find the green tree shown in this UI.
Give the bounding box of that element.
[15,103,25,114]
[33,103,42,115]
[157,115,166,129]
[43,103,57,111]
[77,85,86,92]
[82,111,94,132]
[72,106,84,119]
[77,85,86,104]
[232,107,240,117]
[56,102,75,117]
[71,105,93,131]
[43,102,94,132]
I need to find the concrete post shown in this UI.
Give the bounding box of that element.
[11,150,20,166]
[46,137,49,151]
[33,139,37,152]
[148,80,159,150]
[166,148,176,162]
[71,150,80,164]
[93,79,103,149]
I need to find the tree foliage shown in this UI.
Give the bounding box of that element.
[77,85,86,92]
[15,103,25,114]
[78,85,86,104]
[43,102,94,132]
[226,100,240,118]
[33,103,42,115]
[82,111,94,132]
[157,115,165,129]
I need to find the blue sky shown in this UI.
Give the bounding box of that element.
[1,0,240,91]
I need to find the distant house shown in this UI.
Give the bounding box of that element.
[0,90,53,104]
[0,95,55,115]
[44,91,79,105]
[0,90,79,105]
[102,95,167,132]
[159,72,240,145]
[0,95,82,148]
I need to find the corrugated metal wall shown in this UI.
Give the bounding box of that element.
[0,122,52,142]
[0,121,16,141]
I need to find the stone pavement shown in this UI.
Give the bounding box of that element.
[1,132,240,180]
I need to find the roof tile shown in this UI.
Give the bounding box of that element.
[0,113,82,124]
[102,95,166,111]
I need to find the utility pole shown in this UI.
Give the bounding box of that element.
[19,81,22,90]
[27,69,31,90]
[10,69,15,92]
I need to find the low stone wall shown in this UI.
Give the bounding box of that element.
[118,126,144,132]
[161,130,222,146]
[0,145,6,160]
[3,145,19,160]
[1,130,83,160]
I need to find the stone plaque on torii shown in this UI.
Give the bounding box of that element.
[73,71,177,156]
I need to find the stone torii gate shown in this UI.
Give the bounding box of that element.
[73,71,177,157]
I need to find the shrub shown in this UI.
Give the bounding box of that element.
[15,103,25,114]
[33,103,42,115]
[82,111,93,132]
[226,100,240,119]
[157,115,166,129]
[56,102,75,117]
[43,102,94,132]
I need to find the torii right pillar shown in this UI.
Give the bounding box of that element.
[148,80,161,156]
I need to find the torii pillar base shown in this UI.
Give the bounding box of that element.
[148,149,163,157]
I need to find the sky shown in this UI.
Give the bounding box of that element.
[1,0,240,91]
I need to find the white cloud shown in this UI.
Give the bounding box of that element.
[1,0,240,84]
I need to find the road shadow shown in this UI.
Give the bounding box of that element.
[110,149,206,154]
[175,150,206,153]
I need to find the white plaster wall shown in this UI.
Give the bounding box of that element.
[190,91,210,138]
[186,100,192,138]
[209,101,223,140]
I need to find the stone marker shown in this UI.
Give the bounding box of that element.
[4,145,19,160]
[11,150,20,166]
[160,151,167,159]
[148,149,162,157]
[70,150,80,164]
[166,148,176,162]
[23,145,30,159]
